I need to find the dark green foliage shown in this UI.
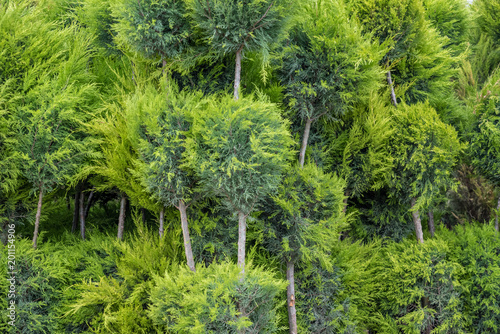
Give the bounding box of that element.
[149,261,287,333]
[113,0,192,62]
[186,0,292,58]
[279,0,382,125]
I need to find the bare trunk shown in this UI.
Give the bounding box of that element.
[299,118,312,168]
[79,191,85,240]
[387,71,398,107]
[237,211,247,277]
[234,48,242,100]
[411,198,424,244]
[287,261,298,334]
[84,191,94,219]
[117,194,126,240]
[72,190,80,233]
[159,208,165,238]
[32,188,43,249]
[428,210,435,238]
[495,196,500,232]
[179,200,196,272]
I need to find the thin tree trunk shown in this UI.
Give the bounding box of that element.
[495,195,500,232]
[387,71,398,107]
[179,200,195,272]
[72,190,80,233]
[84,191,94,219]
[159,208,165,238]
[141,207,146,224]
[237,211,247,277]
[32,187,43,249]
[428,210,435,238]
[234,48,242,100]
[299,118,312,168]
[411,197,424,244]
[286,260,298,334]
[117,194,126,240]
[79,191,85,240]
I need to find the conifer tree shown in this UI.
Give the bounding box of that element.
[134,85,203,272]
[469,69,500,231]
[184,94,293,276]
[278,0,383,168]
[0,2,98,248]
[186,0,292,100]
[389,103,461,243]
[260,164,345,334]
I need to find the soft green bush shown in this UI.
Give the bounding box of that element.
[149,261,287,334]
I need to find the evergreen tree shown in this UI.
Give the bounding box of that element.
[134,84,204,271]
[388,102,461,243]
[468,69,500,230]
[184,94,293,276]
[278,0,383,168]
[0,1,98,248]
[260,163,345,334]
[186,0,292,99]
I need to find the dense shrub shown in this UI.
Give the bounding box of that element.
[149,261,287,334]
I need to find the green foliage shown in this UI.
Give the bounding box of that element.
[113,0,192,62]
[186,0,292,58]
[327,96,395,198]
[375,238,466,333]
[260,163,345,263]
[279,0,383,124]
[149,261,287,333]
[389,102,461,211]
[184,94,293,215]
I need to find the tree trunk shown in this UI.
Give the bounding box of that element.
[159,207,165,238]
[179,200,196,272]
[237,211,247,277]
[299,118,312,168]
[428,210,435,238]
[117,194,126,240]
[411,197,424,244]
[387,70,398,107]
[286,260,298,334]
[72,190,80,233]
[141,207,146,224]
[234,48,242,100]
[495,195,500,232]
[84,190,94,219]
[79,190,85,240]
[32,187,43,249]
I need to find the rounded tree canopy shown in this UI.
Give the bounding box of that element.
[389,102,462,210]
[184,94,294,215]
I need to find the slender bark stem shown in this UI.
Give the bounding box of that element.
[299,118,312,168]
[72,190,80,233]
[428,210,435,238]
[159,207,165,238]
[286,260,298,334]
[387,70,398,107]
[32,188,43,249]
[237,211,247,277]
[234,48,242,100]
[141,207,146,224]
[411,197,424,244]
[79,191,85,240]
[495,196,500,232]
[84,191,94,220]
[179,200,196,272]
[117,194,126,240]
